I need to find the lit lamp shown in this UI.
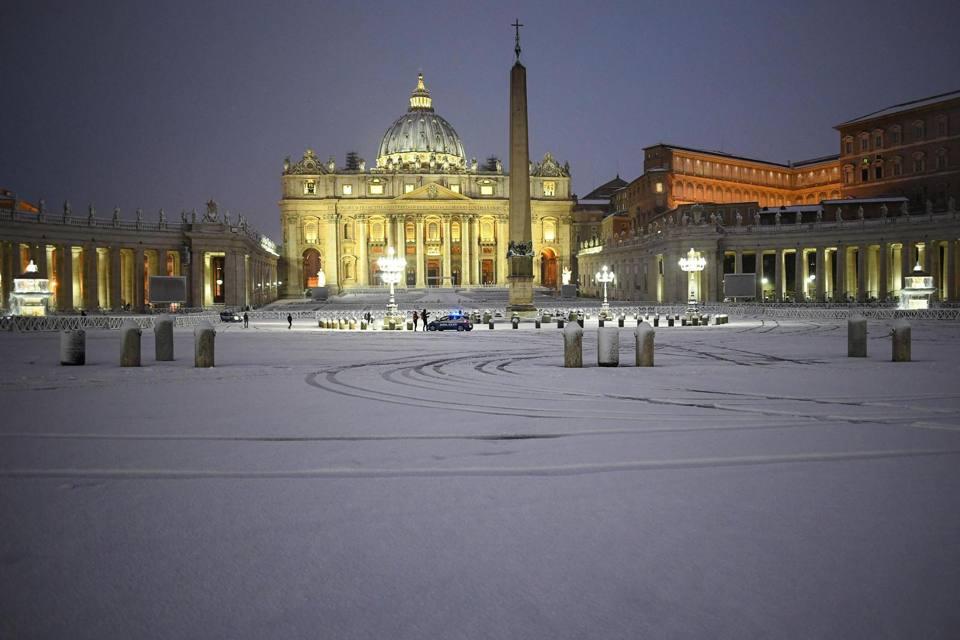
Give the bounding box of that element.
[595,264,615,318]
[678,247,706,312]
[378,246,406,323]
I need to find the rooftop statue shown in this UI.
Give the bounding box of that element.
[112,206,121,227]
[204,199,219,222]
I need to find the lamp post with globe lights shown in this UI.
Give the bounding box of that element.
[595,265,615,318]
[678,247,706,313]
[377,246,406,327]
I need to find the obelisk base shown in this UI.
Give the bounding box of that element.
[508,256,537,315]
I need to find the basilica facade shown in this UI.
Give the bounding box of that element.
[278,73,575,297]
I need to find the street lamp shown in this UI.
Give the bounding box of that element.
[378,245,406,324]
[678,247,706,312]
[595,264,615,318]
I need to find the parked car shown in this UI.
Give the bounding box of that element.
[219,311,242,322]
[426,314,473,331]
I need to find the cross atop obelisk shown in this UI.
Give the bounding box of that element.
[512,19,523,62]
[507,20,535,314]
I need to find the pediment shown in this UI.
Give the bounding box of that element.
[396,182,470,201]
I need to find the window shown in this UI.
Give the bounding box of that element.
[844,139,853,154]
[427,222,440,242]
[342,184,353,196]
[913,120,925,141]
[480,220,494,242]
[892,159,903,176]
[861,167,869,182]
[874,132,883,149]
[369,183,384,195]
[449,183,460,194]
[304,180,316,195]
[451,222,461,243]
[371,221,384,242]
[874,164,883,180]
[543,181,556,197]
[936,151,947,171]
[405,222,415,242]
[404,184,414,194]
[890,127,901,145]
[859,134,869,151]
[543,219,557,243]
[913,153,925,173]
[655,182,663,193]
[936,118,948,137]
[480,183,494,196]
[343,223,352,240]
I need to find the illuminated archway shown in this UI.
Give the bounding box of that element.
[303,248,322,288]
[540,247,558,289]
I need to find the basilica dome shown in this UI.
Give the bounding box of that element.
[376,73,466,172]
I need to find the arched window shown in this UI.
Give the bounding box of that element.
[843,164,854,184]
[405,221,415,242]
[913,152,926,173]
[370,221,384,242]
[936,116,948,138]
[873,129,884,149]
[427,221,440,242]
[843,136,854,155]
[859,132,870,152]
[304,221,318,244]
[913,120,925,141]
[695,184,704,200]
[480,219,494,242]
[542,218,557,243]
[936,148,948,171]
[451,221,461,242]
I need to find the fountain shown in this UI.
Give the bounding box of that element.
[9,260,53,316]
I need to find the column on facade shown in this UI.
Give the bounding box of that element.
[856,245,867,302]
[323,216,338,292]
[878,243,889,302]
[815,246,826,302]
[836,244,847,302]
[56,244,73,311]
[794,248,804,301]
[133,248,145,311]
[946,240,958,302]
[734,251,743,274]
[415,216,425,287]
[395,216,404,255]
[82,243,97,310]
[442,217,452,287]
[0,242,14,309]
[462,216,472,286]
[928,239,941,300]
[110,247,122,310]
[190,249,204,308]
[901,240,914,291]
[774,248,784,302]
[223,251,237,307]
[755,249,764,301]
[356,217,368,286]
[496,217,508,285]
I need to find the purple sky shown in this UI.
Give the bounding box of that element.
[3,0,958,239]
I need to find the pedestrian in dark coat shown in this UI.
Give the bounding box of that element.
[413,311,419,331]
[243,312,249,328]
[287,313,293,329]
[421,308,429,331]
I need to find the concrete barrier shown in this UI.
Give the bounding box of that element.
[194,320,216,368]
[154,314,174,361]
[60,329,85,366]
[563,320,583,368]
[120,319,141,367]
[848,314,867,357]
[892,319,911,362]
[634,322,654,367]
[598,326,619,367]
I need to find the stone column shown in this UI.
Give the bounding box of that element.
[734,250,743,274]
[507,59,535,311]
[110,247,122,310]
[794,248,804,301]
[133,247,145,311]
[928,240,941,300]
[774,248,784,302]
[815,246,826,302]
[324,216,339,292]
[1,242,15,310]
[356,217,368,286]
[442,217,452,287]
[901,240,914,291]
[190,249,203,308]
[415,217,425,287]
[755,250,764,301]
[83,244,98,311]
[836,244,846,302]
[462,216,472,286]
[497,217,509,285]
[946,240,958,302]
[856,245,867,302]
[56,244,73,311]
[878,243,889,302]
[223,251,237,307]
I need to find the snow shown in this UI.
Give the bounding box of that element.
[2,316,959,639]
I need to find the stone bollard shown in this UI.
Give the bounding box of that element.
[598,318,605,327]
[407,321,413,331]
[692,316,699,326]
[483,312,491,324]
[360,321,367,330]
[349,320,357,330]
[535,318,541,329]
[618,316,625,328]
[558,318,564,329]
[120,319,141,367]
[512,317,519,329]
[667,317,674,327]
[60,329,85,366]
[892,319,911,362]
[568,311,577,321]
[653,316,659,327]
[388,319,396,331]
[542,314,552,324]
[848,314,867,357]
[488,320,494,330]
[194,320,216,368]
[634,321,655,367]
[597,326,619,367]
[577,316,584,328]
[681,317,688,327]
[562,320,583,368]
[154,314,174,361]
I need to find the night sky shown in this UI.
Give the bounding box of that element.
[3,0,958,239]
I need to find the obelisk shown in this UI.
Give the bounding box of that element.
[507,19,536,314]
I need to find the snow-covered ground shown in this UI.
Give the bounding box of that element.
[2,316,959,639]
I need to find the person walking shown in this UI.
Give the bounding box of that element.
[413,310,419,331]
[421,308,429,331]
[243,311,249,328]
[287,313,293,329]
